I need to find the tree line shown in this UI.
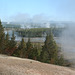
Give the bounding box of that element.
[0,20,71,66]
[16,27,63,37]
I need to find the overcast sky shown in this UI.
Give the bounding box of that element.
[0,0,75,22]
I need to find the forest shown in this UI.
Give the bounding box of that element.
[16,27,63,37]
[0,20,71,67]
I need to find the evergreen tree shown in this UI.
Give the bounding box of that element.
[7,31,16,55]
[29,46,39,60]
[40,32,58,64]
[5,32,9,41]
[10,31,16,48]
[0,20,5,53]
[26,38,33,58]
[18,38,26,57]
[56,55,65,66]
[5,32,10,54]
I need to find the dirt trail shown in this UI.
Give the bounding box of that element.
[0,54,75,75]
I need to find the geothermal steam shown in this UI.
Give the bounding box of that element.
[9,13,50,23]
[60,23,75,61]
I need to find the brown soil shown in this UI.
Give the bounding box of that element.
[0,54,75,75]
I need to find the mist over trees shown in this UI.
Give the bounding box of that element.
[0,20,71,67]
[16,28,63,37]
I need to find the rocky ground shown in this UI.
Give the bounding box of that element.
[0,54,75,75]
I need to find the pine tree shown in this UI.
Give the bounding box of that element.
[40,32,58,64]
[7,31,16,55]
[10,31,16,48]
[29,46,39,60]
[26,38,33,58]
[18,38,26,58]
[56,55,65,66]
[0,20,5,53]
[6,32,9,41]
[5,32,10,54]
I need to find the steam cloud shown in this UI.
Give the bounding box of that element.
[32,14,50,23]
[9,13,50,23]
[10,13,30,23]
[59,23,75,62]
[8,13,75,64]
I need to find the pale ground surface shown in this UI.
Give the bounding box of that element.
[0,54,75,75]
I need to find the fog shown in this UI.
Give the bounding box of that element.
[9,13,50,23]
[59,23,75,63]
[32,14,50,23]
[10,13,31,23]
[6,13,75,64]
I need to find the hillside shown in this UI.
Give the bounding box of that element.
[0,54,75,75]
